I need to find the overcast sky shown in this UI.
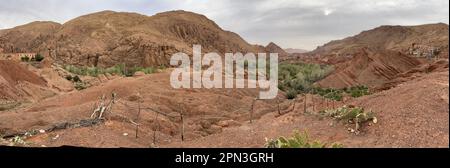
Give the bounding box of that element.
[0,0,448,50]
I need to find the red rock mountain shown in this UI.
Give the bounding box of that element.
[305,23,449,89]
[264,42,288,55]
[316,48,422,88]
[0,10,262,67]
[312,23,449,58]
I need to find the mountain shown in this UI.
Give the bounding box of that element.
[316,48,422,88]
[284,48,308,54]
[263,42,289,60]
[0,21,61,53]
[0,10,262,67]
[311,23,449,58]
[309,23,449,89]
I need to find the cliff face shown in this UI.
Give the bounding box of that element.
[316,48,422,88]
[0,10,262,67]
[312,23,449,58]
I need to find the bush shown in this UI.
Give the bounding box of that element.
[265,131,343,148]
[21,56,30,62]
[311,87,343,101]
[72,75,82,83]
[74,82,87,90]
[345,85,370,98]
[65,75,73,81]
[311,85,370,100]
[286,89,298,99]
[34,54,44,62]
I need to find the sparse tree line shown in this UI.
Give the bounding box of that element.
[64,64,166,77]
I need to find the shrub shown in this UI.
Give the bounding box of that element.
[65,75,73,81]
[311,85,370,100]
[11,136,26,145]
[286,89,298,99]
[265,131,343,148]
[311,87,343,101]
[345,85,370,98]
[72,75,82,83]
[34,54,44,62]
[74,82,87,90]
[21,56,30,62]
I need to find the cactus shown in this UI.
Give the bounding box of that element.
[323,106,377,133]
[265,131,343,148]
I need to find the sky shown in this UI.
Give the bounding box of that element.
[0,0,448,50]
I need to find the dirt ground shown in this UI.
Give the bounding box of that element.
[0,66,447,148]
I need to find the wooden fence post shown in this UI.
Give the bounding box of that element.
[153,112,159,145]
[277,98,281,115]
[303,94,307,113]
[250,99,256,123]
[135,98,141,139]
[180,107,185,142]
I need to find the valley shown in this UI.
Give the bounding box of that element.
[0,10,448,148]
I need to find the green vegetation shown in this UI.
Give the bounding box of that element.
[343,85,370,98]
[311,85,370,101]
[285,89,298,100]
[319,105,377,132]
[65,75,87,90]
[20,54,44,62]
[32,54,44,62]
[278,63,372,100]
[312,87,343,101]
[265,131,343,148]
[74,82,87,90]
[278,63,334,94]
[64,64,161,77]
[20,56,30,62]
[10,136,27,146]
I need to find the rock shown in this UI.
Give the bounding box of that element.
[200,120,212,129]
[134,71,145,77]
[98,74,108,82]
[52,134,60,140]
[39,129,46,133]
[217,120,240,127]
[372,117,378,124]
[123,133,128,136]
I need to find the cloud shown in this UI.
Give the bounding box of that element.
[0,0,448,50]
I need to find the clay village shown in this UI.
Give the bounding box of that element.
[0,8,448,148]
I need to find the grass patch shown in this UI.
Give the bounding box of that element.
[265,131,343,148]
